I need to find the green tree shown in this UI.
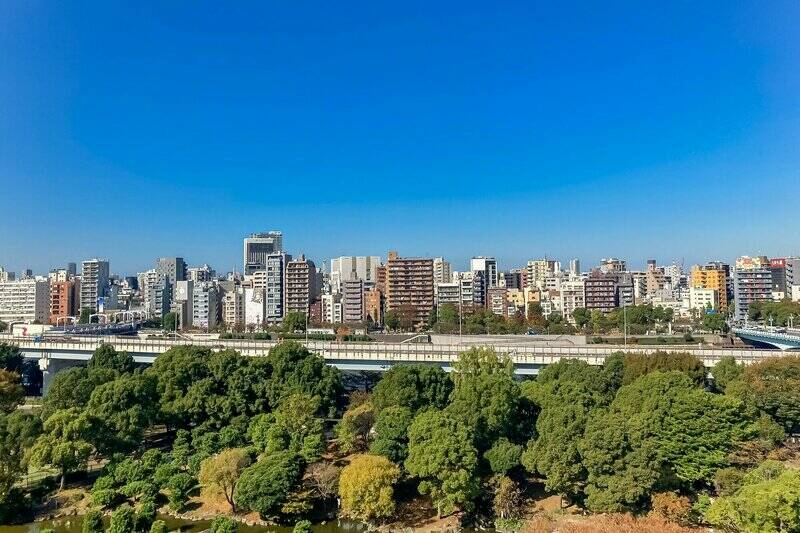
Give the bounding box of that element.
[85,373,159,454]
[108,504,135,533]
[336,402,375,454]
[713,356,743,392]
[248,394,325,462]
[148,345,212,427]
[702,312,728,333]
[199,448,251,511]
[370,406,414,464]
[162,312,178,332]
[234,451,303,520]
[484,438,523,475]
[521,359,617,503]
[78,308,92,324]
[29,408,93,489]
[405,410,479,517]
[283,312,307,333]
[620,351,706,386]
[87,344,135,374]
[383,310,400,332]
[736,356,800,433]
[446,348,522,451]
[0,344,23,373]
[166,472,195,511]
[339,454,400,522]
[371,364,452,414]
[435,303,460,334]
[580,372,754,512]
[41,366,117,421]
[705,462,800,532]
[266,341,343,417]
[0,370,23,413]
[571,307,590,329]
[0,411,41,503]
[149,520,167,533]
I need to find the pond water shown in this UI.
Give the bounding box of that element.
[0,515,369,533]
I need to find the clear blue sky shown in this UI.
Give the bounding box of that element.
[1,1,798,276]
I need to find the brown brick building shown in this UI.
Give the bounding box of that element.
[385,251,434,330]
[50,279,80,324]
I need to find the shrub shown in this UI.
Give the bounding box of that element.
[649,492,691,525]
[108,504,135,533]
[210,515,238,532]
[82,509,103,533]
[149,520,168,533]
[166,472,195,512]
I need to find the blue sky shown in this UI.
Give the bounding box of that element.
[1,1,798,276]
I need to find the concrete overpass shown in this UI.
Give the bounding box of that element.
[0,334,784,393]
[732,327,800,351]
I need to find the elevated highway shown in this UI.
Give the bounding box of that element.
[0,333,783,392]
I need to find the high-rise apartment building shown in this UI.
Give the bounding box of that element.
[470,257,498,289]
[342,279,365,323]
[188,264,216,283]
[243,232,283,275]
[80,259,109,313]
[385,251,434,329]
[256,252,290,324]
[321,294,342,324]
[770,258,788,299]
[192,282,220,330]
[487,287,509,317]
[458,271,485,309]
[285,255,317,315]
[525,259,557,290]
[0,278,50,323]
[584,272,618,313]
[433,257,452,285]
[560,280,586,324]
[733,256,772,321]
[50,279,80,324]
[222,286,244,328]
[435,282,460,307]
[690,265,729,309]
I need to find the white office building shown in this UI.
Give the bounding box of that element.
[688,287,719,311]
[0,278,50,323]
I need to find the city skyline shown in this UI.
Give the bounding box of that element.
[2,2,800,274]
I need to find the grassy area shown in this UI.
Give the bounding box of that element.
[590,336,705,345]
